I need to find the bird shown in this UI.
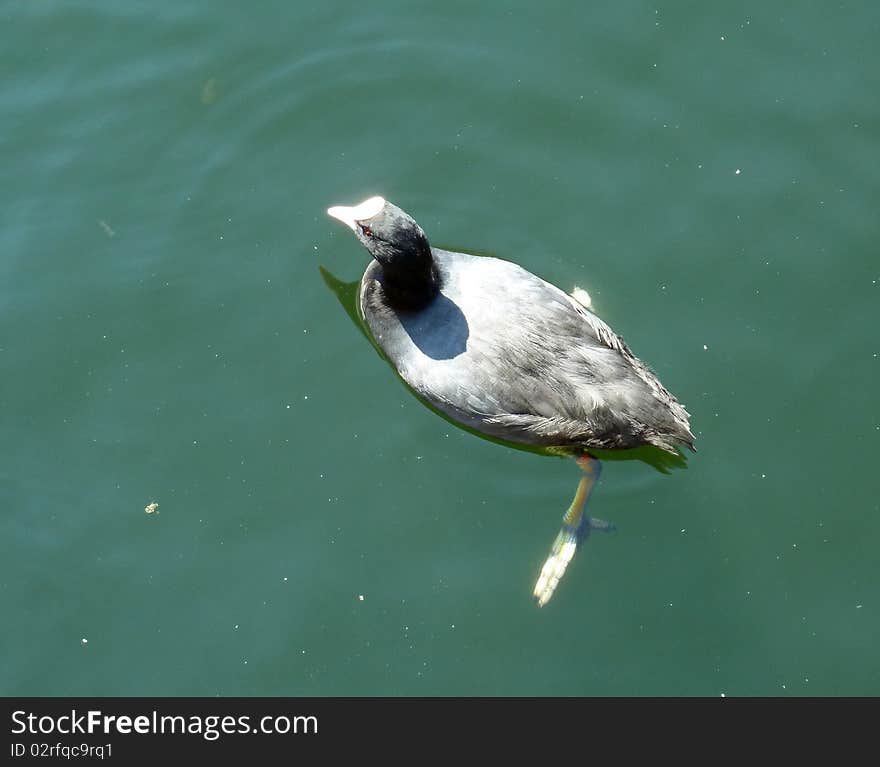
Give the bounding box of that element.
[327,196,694,606]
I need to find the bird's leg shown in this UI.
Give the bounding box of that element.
[533,453,614,607]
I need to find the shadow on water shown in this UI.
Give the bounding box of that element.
[319,265,688,475]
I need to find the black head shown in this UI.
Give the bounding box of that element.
[327,196,440,310]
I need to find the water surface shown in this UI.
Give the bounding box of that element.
[2,0,878,695]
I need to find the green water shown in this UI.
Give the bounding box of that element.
[2,0,878,696]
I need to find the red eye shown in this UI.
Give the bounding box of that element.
[360,224,373,237]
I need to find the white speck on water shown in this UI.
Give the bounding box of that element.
[680,528,687,534]
[856,604,863,609]
[303,395,309,400]
[735,168,741,175]
[283,577,288,582]
[81,637,88,645]
[358,594,365,601]
[720,692,726,698]
[703,344,708,350]
[761,473,766,478]
[286,404,290,409]
[720,35,725,41]
[233,624,239,630]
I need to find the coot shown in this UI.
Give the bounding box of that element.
[327,196,694,605]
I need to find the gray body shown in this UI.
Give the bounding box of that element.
[360,248,694,454]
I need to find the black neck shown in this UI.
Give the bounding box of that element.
[381,262,441,311]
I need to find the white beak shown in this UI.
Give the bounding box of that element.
[326,196,386,231]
